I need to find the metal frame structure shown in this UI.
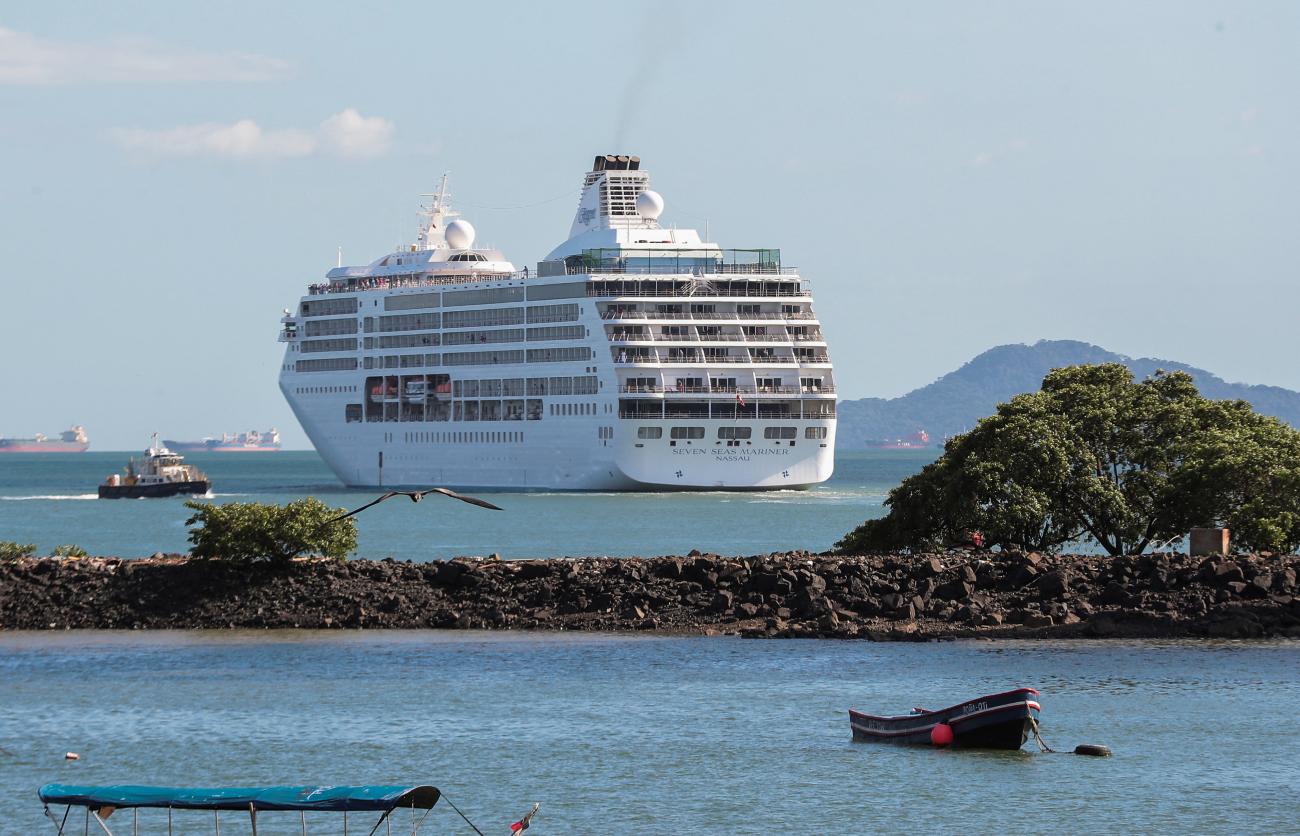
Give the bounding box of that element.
[38,785,443,835]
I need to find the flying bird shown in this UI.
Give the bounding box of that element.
[323,487,503,527]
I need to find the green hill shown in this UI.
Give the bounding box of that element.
[837,340,1300,447]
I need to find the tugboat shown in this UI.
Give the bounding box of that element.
[98,435,212,499]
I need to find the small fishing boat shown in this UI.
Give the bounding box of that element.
[37,783,532,835]
[98,435,210,499]
[849,687,1042,750]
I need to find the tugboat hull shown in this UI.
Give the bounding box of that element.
[98,480,211,499]
[849,687,1041,750]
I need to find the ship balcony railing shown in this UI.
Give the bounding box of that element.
[607,332,654,342]
[566,264,798,277]
[588,287,812,299]
[613,355,804,366]
[618,384,834,395]
[308,271,519,295]
[738,334,789,342]
[278,328,298,343]
[600,310,817,322]
[601,311,696,320]
[790,333,826,342]
[796,354,832,364]
[619,406,838,420]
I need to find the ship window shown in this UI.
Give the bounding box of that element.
[637,427,662,439]
[345,404,362,423]
[719,426,751,440]
[806,426,828,440]
[764,426,797,440]
[670,427,704,440]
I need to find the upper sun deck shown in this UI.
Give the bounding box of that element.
[304,155,807,298]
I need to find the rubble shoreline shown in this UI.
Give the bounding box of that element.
[2,550,1297,640]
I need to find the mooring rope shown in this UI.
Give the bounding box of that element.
[1029,717,1056,753]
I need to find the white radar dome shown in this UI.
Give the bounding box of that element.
[636,189,664,220]
[445,219,476,249]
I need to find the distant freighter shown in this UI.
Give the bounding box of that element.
[0,426,89,453]
[163,429,282,453]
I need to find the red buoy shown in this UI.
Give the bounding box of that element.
[931,723,954,746]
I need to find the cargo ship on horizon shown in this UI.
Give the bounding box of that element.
[0,426,89,453]
[163,429,281,453]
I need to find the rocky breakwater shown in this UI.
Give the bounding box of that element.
[1,551,1298,639]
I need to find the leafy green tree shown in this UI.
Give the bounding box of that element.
[50,544,88,558]
[837,363,1300,555]
[184,498,358,563]
[1176,399,1300,553]
[0,541,38,561]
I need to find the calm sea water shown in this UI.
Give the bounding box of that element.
[0,449,932,560]
[0,633,1295,834]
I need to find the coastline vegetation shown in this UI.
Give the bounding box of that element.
[183,498,357,563]
[838,364,1300,556]
[0,541,37,561]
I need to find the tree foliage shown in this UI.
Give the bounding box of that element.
[184,498,357,563]
[50,544,88,558]
[837,364,1300,556]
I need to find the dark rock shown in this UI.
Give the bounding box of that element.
[934,579,973,602]
[1097,581,1138,607]
[710,590,734,613]
[1247,573,1272,597]
[517,562,552,580]
[1036,570,1070,599]
[1023,613,1055,628]
[747,571,780,594]
[1208,561,1246,586]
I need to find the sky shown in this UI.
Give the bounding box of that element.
[1,1,1297,449]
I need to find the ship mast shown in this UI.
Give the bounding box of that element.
[416,173,458,250]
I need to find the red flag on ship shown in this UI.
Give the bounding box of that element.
[736,392,746,408]
[510,803,540,833]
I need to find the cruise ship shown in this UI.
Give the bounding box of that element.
[278,155,836,489]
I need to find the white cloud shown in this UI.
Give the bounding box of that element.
[0,26,290,84]
[320,108,395,158]
[111,110,395,160]
[112,120,316,159]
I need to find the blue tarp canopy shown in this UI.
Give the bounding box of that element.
[38,784,440,812]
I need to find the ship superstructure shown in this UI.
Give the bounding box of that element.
[278,156,836,489]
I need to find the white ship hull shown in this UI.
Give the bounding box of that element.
[283,377,834,490]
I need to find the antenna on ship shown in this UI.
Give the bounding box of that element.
[417,172,457,250]
[336,246,342,268]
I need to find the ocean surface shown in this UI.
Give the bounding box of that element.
[0,449,934,560]
[0,632,1296,834]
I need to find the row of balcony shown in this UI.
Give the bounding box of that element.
[599,311,818,321]
[617,384,835,395]
[607,332,825,343]
[612,353,832,365]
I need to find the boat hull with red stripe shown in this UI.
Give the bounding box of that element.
[849,688,1041,750]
